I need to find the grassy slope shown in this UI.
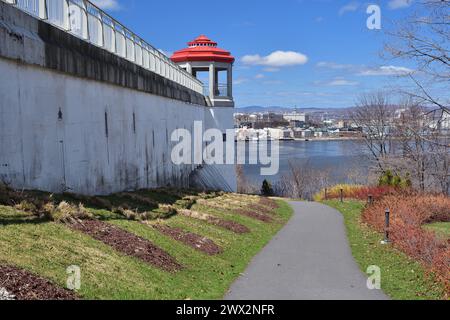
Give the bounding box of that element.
[0,198,292,300]
[324,200,446,300]
[424,222,450,240]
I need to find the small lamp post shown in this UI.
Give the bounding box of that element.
[382,208,391,244]
[340,188,344,203]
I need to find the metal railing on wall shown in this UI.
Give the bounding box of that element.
[2,0,204,94]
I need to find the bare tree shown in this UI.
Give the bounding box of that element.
[346,162,371,185]
[395,100,430,192]
[354,0,450,195]
[273,160,331,200]
[385,0,449,117]
[399,101,450,195]
[352,93,449,195]
[349,92,397,172]
[236,165,259,194]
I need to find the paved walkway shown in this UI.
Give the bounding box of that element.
[225,201,388,300]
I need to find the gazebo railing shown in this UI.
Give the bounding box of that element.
[203,84,230,98]
[2,0,204,94]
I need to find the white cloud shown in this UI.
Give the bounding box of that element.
[317,61,414,77]
[263,67,280,72]
[241,51,308,67]
[254,74,265,79]
[91,0,121,10]
[316,61,355,70]
[328,79,359,86]
[339,2,360,16]
[263,80,283,85]
[388,0,413,10]
[234,78,249,85]
[315,78,359,86]
[359,66,414,76]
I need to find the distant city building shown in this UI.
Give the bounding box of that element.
[337,120,349,129]
[283,112,310,123]
[267,128,284,140]
[442,111,450,130]
[282,129,294,140]
[291,120,311,128]
[427,109,450,132]
[263,112,283,122]
[322,119,334,127]
[234,109,363,141]
[234,112,289,129]
[293,129,313,139]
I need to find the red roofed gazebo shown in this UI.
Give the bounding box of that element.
[171,35,234,107]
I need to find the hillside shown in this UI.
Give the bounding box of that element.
[0,186,292,300]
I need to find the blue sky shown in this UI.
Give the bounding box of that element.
[92,0,419,109]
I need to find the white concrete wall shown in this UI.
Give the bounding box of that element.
[0,57,215,195]
[203,107,237,191]
[205,107,235,133]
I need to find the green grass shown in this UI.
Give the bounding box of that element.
[323,200,446,300]
[0,197,292,300]
[424,222,450,240]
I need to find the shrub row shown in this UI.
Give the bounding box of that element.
[362,194,450,295]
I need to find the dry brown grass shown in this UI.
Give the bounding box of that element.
[46,201,94,223]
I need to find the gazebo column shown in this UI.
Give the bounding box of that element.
[215,68,220,96]
[209,62,215,99]
[186,63,192,75]
[227,65,233,98]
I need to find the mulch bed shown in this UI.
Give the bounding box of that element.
[152,225,223,255]
[208,217,250,234]
[259,198,279,209]
[179,209,250,234]
[249,204,275,215]
[68,220,182,272]
[236,209,273,223]
[0,265,77,300]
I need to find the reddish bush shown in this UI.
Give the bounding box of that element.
[363,194,450,294]
[351,186,400,200]
[363,194,450,229]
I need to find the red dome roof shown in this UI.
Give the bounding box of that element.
[171,35,235,64]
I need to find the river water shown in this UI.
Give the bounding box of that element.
[241,140,371,188]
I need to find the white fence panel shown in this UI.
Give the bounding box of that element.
[68,0,88,39]
[16,0,39,17]
[102,17,115,53]
[86,3,102,46]
[125,34,135,62]
[142,48,150,69]
[135,42,143,66]
[115,26,126,58]
[46,0,68,28]
[149,50,156,72]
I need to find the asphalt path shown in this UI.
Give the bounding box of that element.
[225,201,389,300]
